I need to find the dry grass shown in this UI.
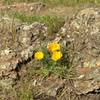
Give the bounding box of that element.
[2,0,100,5]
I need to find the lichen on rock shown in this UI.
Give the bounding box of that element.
[59,8,100,94]
[0,17,48,88]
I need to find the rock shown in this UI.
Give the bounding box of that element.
[0,17,48,88]
[0,78,14,89]
[60,8,100,68]
[57,8,100,94]
[32,76,65,98]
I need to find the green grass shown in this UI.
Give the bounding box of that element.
[1,11,64,34]
[2,0,13,5]
[2,0,100,5]
[14,65,35,100]
[15,13,64,33]
[16,81,33,100]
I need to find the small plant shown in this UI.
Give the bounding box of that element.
[33,42,71,77]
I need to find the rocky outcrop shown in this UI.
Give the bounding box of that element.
[0,17,48,88]
[58,8,100,94]
[0,7,100,99]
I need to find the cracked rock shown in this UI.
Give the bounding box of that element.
[57,8,100,94]
[0,17,48,88]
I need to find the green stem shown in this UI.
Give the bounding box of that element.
[50,61,56,71]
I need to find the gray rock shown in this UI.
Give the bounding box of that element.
[32,76,65,97]
[56,8,100,94]
[0,17,48,88]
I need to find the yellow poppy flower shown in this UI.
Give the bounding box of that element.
[34,51,44,60]
[47,42,60,52]
[52,51,62,61]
